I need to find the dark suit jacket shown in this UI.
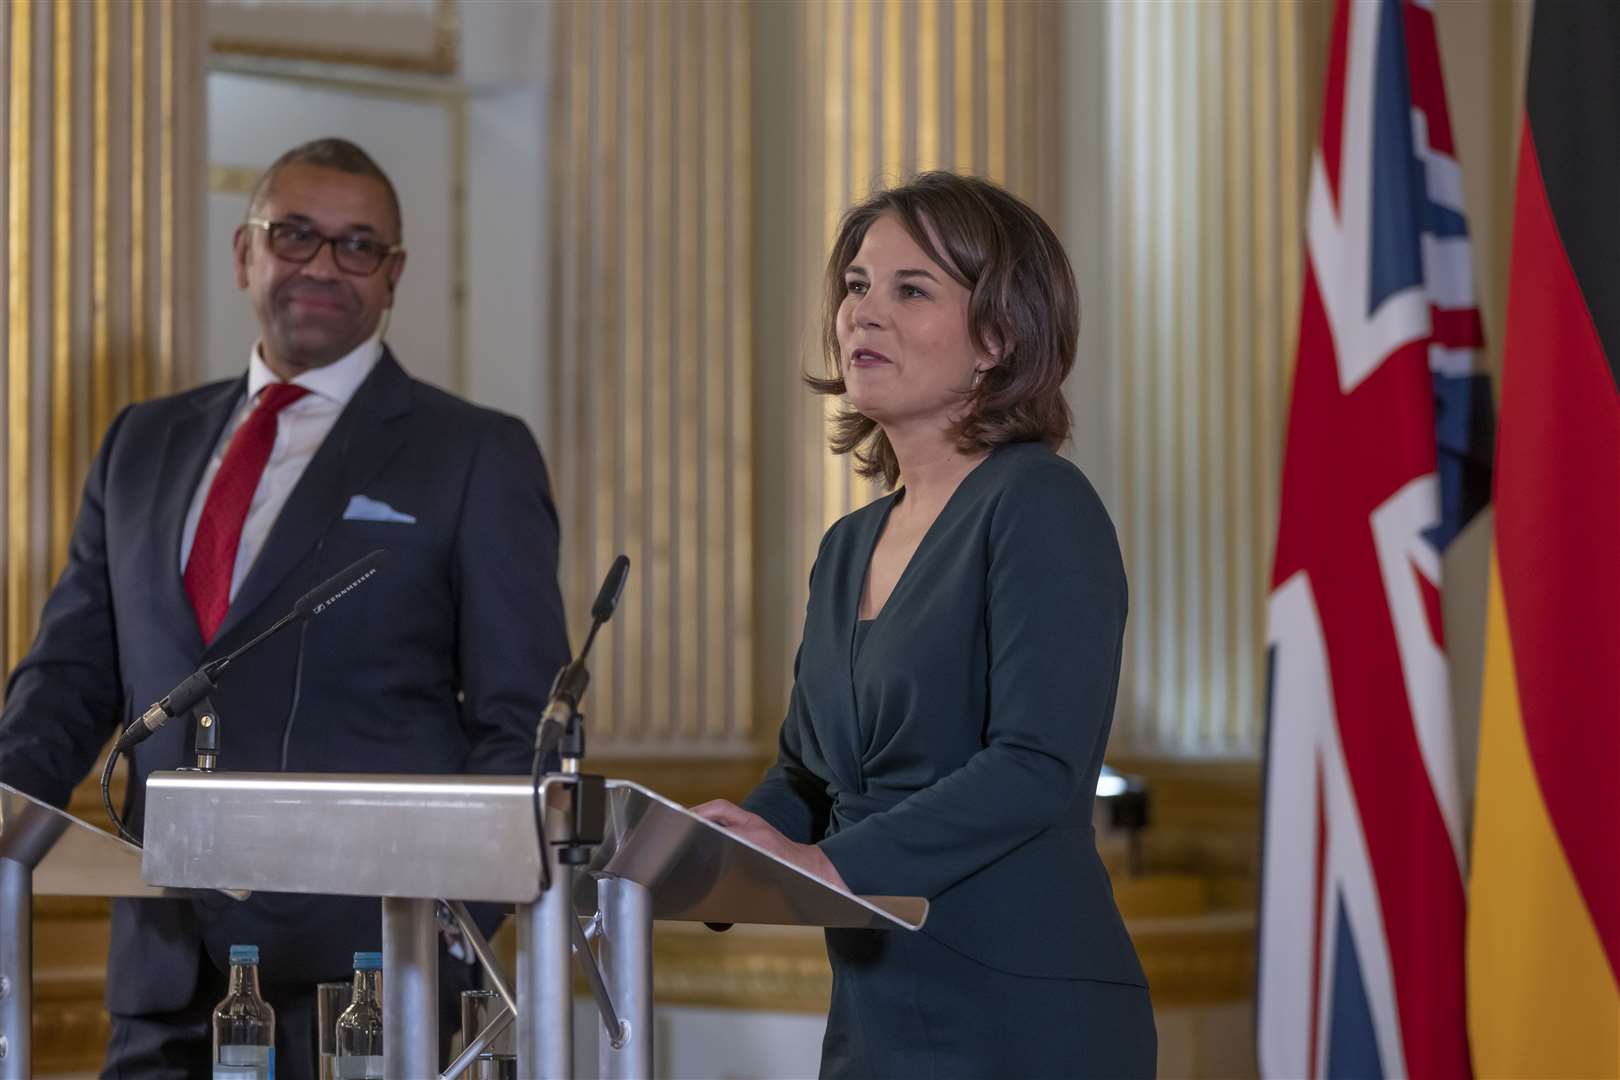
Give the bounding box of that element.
[0,350,570,1014]
[744,441,1147,985]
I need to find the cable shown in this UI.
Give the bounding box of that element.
[531,711,571,893]
[531,745,550,893]
[276,533,324,771]
[277,424,344,772]
[277,617,311,772]
[100,744,141,847]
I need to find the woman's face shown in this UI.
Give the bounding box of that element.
[836,212,990,432]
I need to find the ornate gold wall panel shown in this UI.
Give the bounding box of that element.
[546,0,753,755]
[2,0,206,672]
[3,4,205,1065]
[1105,0,1314,756]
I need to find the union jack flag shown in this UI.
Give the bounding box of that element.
[1258,1,1493,1077]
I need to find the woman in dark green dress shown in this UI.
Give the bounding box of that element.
[695,172,1155,1079]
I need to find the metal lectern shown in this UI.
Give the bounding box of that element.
[140,771,926,1080]
[0,781,172,1079]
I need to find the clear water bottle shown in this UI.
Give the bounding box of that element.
[334,951,385,1079]
[213,944,276,1079]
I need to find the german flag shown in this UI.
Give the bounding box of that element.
[1466,3,1619,1076]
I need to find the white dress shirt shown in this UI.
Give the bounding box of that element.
[179,334,383,601]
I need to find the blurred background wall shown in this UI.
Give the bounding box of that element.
[0,1,1533,1075]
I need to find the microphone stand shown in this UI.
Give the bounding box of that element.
[533,555,628,892]
[100,550,388,847]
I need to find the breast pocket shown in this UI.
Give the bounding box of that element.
[320,514,452,631]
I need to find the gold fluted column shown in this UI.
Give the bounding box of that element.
[3,1,205,1070]
[545,0,754,756]
[2,0,205,682]
[1103,0,1315,756]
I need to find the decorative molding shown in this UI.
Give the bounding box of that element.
[1130,913,1255,1007]
[590,754,768,811]
[8,0,36,674]
[209,163,260,195]
[1109,755,1263,879]
[652,925,831,1014]
[641,913,1255,1015]
[209,0,458,76]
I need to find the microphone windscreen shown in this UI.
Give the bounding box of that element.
[591,554,631,623]
[293,549,388,621]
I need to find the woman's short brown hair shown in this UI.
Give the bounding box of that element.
[808,171,1079,489]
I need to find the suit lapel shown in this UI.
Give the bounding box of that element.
[153,378,244,654]
[209,351,414,651]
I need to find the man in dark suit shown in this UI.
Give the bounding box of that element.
[0,138,570,1078]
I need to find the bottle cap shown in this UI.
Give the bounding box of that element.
[228,944,260,965]
[353,951,383,971]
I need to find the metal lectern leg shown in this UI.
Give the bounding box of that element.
[597,876,653,1080]
[517,862,574,1080]
[0,858,29,1080]
[381,897,438,1079]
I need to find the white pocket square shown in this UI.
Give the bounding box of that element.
[343,495,417,524]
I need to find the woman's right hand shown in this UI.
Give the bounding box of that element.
[691,799,850,892]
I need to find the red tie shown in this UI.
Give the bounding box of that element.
[183,382,310,643]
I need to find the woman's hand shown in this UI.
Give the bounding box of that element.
[691,799,850,892]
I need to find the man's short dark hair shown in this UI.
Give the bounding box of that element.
[246,137,403,240]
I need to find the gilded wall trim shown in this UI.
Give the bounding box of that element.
[1,0,206,731]
[642,911,1255,1016]
[209,163,259,197]
[49,0,71,584]
[130,0,147,403]
[12,6,211,1046]
[8,0,36,674]
[1107,0,1310,756]
[91,0,109,439]
[209,0,458,76]
[546,0,754,755]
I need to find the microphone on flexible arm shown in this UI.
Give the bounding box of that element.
[114,549,390,751]
[101,549,389,844]
[534,553,630,765]
[533,554,630,889]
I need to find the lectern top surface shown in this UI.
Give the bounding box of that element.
[0,781,161,897]
[585,779,926,931]
[139,771,926,931]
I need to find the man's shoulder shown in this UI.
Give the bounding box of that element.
[398,373,536,446]
[402,374,511,426]
[109,377,240,445]
[133,375,241,415]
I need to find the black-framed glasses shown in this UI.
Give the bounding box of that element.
[245,217,403,276]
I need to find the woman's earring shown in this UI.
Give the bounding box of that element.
[972,369,985,389]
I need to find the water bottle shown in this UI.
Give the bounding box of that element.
[334,951,385,1079]
[213,944,276,1079]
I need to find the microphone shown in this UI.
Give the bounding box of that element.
[114,550,389,753]
[591,554,630,622]
[532,556,630,889]
[536,556,630,743]
[293,548,388,620]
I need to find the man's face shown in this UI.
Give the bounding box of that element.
[233,163,406,374]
